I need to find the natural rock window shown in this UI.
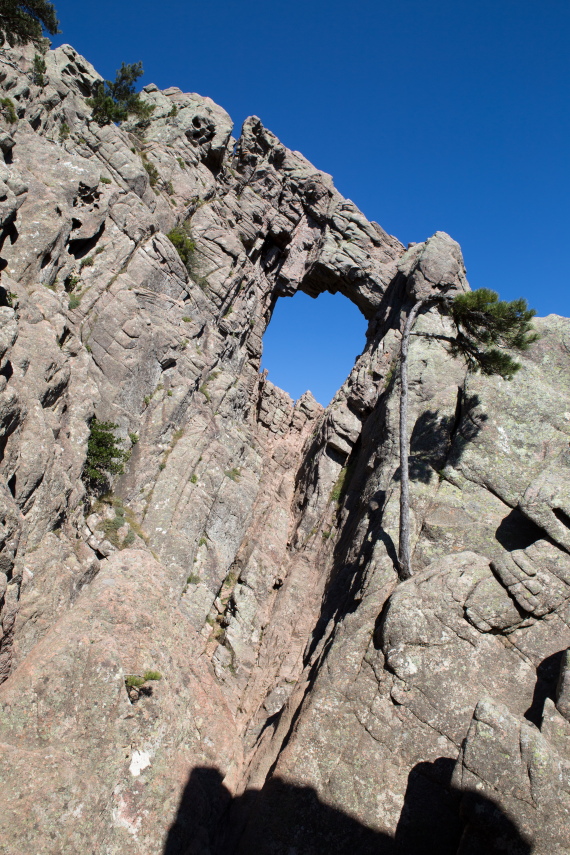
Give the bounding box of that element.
[261,291,367,406]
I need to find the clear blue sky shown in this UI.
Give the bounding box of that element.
[50,0,570,405]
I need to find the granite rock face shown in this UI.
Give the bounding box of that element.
[0,42,567,854]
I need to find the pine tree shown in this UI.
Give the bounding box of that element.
[398,288,537,579]
[0,0,59,48]
[82,419,128,496]
[86,62,154,127]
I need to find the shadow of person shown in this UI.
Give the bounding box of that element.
[394,758,532,855]
[163,766,395,855]
[394,757,462,854]
[163,767,231,855]
[457,787,532,855]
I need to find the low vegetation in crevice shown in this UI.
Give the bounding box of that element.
[224,467,241,482]
[141,152,159,187]
[330,465,348,504]
[182,571,201,594]
[95,496,148,549]
[198,371,220,404]
[157,427,185,472]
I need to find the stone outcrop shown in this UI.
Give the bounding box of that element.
[0,41,567,854]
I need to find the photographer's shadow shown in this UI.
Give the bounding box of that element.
[163,758,531,855]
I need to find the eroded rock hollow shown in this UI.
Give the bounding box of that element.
[0,43,568,854]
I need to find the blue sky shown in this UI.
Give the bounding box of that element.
[50,0,569,404]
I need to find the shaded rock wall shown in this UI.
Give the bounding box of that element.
[0,43,568,854]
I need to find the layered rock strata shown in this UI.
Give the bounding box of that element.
[0,42,567,854]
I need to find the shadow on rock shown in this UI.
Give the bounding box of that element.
[524,648,566,727]
[393,394,487,485]
[163,762,532,855]
[394,758,532,855]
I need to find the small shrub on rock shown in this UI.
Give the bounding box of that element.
[0,97,17,124]
[143,670,162,681]
[122,528,135,548]
[142,154,159,187]
[167,224,195,267]
[32,52,46,86]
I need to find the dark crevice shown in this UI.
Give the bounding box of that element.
[66,221,105,260]
[324,444,349,466]
[495,508,544,552]
[373,595,392,651]
[449,384,464,444]
[553,507,570,529]
[0,213,18,254]
[0,360,13,382]
[5,219,17,245]
[57,328,71,348]
[74,182,101,206]
[7,473,15,498]
[0,412,19,464]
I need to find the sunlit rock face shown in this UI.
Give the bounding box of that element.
[0,42,568,855]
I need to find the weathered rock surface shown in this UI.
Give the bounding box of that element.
[0,41,567,854]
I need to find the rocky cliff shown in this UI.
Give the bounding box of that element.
[0,43,568,854]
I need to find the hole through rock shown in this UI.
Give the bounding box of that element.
[261,291,367,407]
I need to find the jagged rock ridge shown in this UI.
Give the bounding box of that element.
[0,42,567,854]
